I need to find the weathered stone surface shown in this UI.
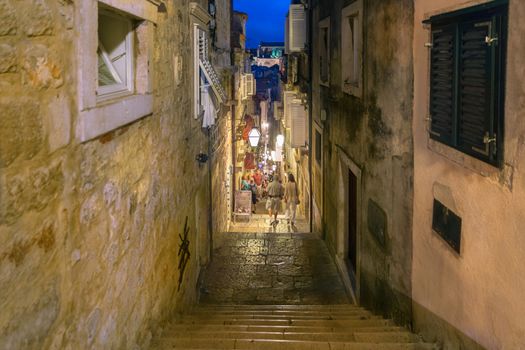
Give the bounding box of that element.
[0,162,63,223]
[21,45,63,89]
[0,44,16,73]
[200,232,348,305]
[46,94,71,152]
[0,0,17,36]
[0,283,59,349]
[1,1,232,349]
[24,0,54,36]
[58,0,73,29]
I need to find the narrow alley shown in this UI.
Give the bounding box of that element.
[1,0,524,349]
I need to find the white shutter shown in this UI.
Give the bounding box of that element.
[289,4,306,52]
[196,26,227,106]
[260,101,268,124]
[290,100,306,148]
[283,91,295,128]
[240,74,246,99]
[274,101,282,120]
[245,73,255,96]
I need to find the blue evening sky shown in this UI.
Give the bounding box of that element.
[234,0,290,48]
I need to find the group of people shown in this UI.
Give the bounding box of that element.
[241,170,300,227]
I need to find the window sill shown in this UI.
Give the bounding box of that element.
[427,138,502,177]
[77,93,153,142]
[342,81,362,98]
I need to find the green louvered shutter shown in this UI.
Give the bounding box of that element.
[429,25,456,144]
[457,20,493,161]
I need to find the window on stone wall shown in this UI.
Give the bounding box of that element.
[425,1,508,167]
[97,8,134,98]
[341,0,363,97]
[193,25,226,121]
[319,17,330,86]
[76,0,157,142]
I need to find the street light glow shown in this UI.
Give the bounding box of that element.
[276,134,285,147]
[248,127,261,147]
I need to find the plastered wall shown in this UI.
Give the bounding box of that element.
[412,0,525,348]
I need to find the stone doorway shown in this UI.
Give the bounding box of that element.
[335,147,362,303]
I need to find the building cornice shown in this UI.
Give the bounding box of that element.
[189,2,212,25]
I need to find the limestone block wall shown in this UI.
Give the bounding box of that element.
[412,0,525,348]
[0,0,229,348]
[310,0,415,324]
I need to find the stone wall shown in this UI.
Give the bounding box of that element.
[0,0,230,348]
[412,0,525,348]
[310,0,415,324]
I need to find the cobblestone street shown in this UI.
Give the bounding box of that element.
[199,232,349,305]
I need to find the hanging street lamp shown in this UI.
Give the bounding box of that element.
[248,127,261,147]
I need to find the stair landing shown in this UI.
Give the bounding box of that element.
[199,232,348,305]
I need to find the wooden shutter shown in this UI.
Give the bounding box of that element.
[291,100,306,148]
[429,25,455,144]
[457,20,493,158]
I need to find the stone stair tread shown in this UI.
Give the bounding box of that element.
[160,330,415,341]
[164,324,405,333]
[184,314,377,321]
[155,338,438,350]
[174,318,392,327]
[195,304,360,311]
[190,309,369,315]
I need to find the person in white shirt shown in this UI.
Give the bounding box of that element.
[266,175,284,226]
[283,173,299,226]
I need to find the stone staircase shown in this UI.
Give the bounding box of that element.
[152,304,438,349]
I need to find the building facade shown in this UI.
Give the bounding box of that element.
[0,0,232,348]
[412,0,525,348]
[310,0,524,348]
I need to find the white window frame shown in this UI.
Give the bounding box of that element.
[76,0,157,143]
[97,9,134,98]
[341,0,363,98]
[318,17,330,86]
[194,24,208,119]
[191,3,226,119]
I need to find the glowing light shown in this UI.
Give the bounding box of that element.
[276,134,285,147]
[248,127,261,147]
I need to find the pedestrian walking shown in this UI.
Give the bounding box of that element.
[284,173,300,226]
[266,175,284,226]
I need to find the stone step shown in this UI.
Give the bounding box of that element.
[183,314,376,321]
[164,324,404,334]
[194,304,360,311]
[174,317,391,327]
[154,338,438,350]
[189,309,370,317]
[160,330,417,342]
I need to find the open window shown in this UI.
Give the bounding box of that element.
[318,17,330,86]
[341,0,363,97]
[97,8,134,99]
[76,0,157,142]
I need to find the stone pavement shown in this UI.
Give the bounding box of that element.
[199,232,349,305]
[230,214,309,233]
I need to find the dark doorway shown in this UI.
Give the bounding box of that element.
[348,169,358,273]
